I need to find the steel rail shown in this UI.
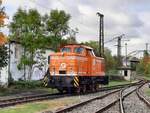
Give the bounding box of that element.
[119,88,125,113]
[55,89,121,113]
[95,84,142,113]
[54,81,141,113]
[0,93,70,108]
[0,81,141,108]
[119,81,147,113]
[136,83,150,108]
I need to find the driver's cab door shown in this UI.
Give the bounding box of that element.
[86,49,94,75]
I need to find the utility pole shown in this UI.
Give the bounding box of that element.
[125,43,127,66]
[101,15,104,57]
[146,43,149,53]
[116,34,125,67]
[97,12,104,57]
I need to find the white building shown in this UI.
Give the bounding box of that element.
[119,57,139,81]
[0,40,54,86]
[0,66,8,87]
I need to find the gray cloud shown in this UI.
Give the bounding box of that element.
[3,0,150,55]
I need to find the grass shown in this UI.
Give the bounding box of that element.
[0,96,80,113]
[0,103,49,113]
[0,87,58,97]
[136,73,150,80]
[0,80,58,96]
[107,80,131,87]
[145,87,150,97]
[142,76,150,80]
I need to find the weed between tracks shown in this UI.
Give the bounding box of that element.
[107,80,130,86]
[144,87,150,96]
[0,103,48,113]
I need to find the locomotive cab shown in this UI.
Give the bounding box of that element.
[44,44,109,93]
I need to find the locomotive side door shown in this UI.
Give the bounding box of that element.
[86,49,93,76]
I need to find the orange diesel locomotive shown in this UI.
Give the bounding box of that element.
[44,44,109,93]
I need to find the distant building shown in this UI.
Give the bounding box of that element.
[118,57,139,81]
[0,66,8,87]
[0,40,54,86]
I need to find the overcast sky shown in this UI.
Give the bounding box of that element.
[2,0,150,56]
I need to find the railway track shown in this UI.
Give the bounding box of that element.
[136,83,150,108]
[0,83,138,108]
[96,80,149,113]
[119,85,138,113]
[93,84,138,113]
[119,83,150,113]
[55,89,120,113]
[101,81,149,113]
[0,93,70,108]
[119,81,150,113]
[53,82,141,113]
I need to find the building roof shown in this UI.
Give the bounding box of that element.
[117,66,133,70]
[129,57,139,62]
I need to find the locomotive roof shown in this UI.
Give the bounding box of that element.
[63,44,93,50]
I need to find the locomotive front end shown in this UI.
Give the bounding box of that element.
[46,47,79,92]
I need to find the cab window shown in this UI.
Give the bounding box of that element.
[74,47,84,54]
[87,50,95,56]
[61,47,71,52]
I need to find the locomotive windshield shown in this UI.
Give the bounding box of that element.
[74,47,84,54]
[61,47,71,52]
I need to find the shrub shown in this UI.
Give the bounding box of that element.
[10,80,43,89]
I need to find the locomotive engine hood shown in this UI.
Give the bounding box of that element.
[48,44,105,77]
[49,52,78,76]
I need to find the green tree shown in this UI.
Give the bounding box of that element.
[83,41,99,56]
[9,8,46,80]
[9,8,73,79]
[46,9,71,37]
[44,10,71,51]
[136,55,150,75]
[104,48,117,72]
[143,50,149,57]
[66,28,78,44]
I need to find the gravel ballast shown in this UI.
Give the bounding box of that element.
[123,91,150,113]
[65,91,119,113]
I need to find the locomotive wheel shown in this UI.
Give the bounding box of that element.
[95,84,99,91]
[82,85,86,93]
[76,87,81,94]
[91,84,95,92]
